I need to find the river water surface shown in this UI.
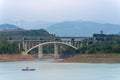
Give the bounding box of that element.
[0,60,120,80]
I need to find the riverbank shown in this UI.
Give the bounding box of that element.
[1,54,120,63]
[0,54,35,62]
[60,54,120,63]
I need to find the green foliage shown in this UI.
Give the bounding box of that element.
[88,43,112,53]
[78,34,120,54]
[0,29,55,40]
[43,44,54,54]
[0,40,19,54]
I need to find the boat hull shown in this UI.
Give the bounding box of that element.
[22,69,35,71]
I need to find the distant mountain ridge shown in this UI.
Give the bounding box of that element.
[46,21,120,36]
[0,24,23,31]
[1,21,120,37]
[20,21,54,29]
[0,20,55,30]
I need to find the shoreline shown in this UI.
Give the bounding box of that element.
[59,54,120,63]
[0,54,120,63]
[60,58,120,63]
[0,54,35,62]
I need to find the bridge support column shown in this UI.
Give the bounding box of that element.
[38,45,43,59]
[86,41,88,46]
[24,42,27,52]
[54,43,59,59]
[28,41,31,49]
[22,41,28,52]
[80,42,83,48]
[18,41,21,52]
[22,41,25,50]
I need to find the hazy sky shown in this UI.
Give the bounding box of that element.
[0,0,120,24]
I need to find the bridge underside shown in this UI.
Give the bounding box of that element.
[9,40,87,59]
[25,42,78,59]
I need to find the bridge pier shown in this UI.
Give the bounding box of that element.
[18,41,21,52]
[22,41,28,52]
[54,43,59,59]
[80,41,83,48]
[18,40,78,59]
[22,51,28,55]
[24,42,28,52]
[38,45,43,59]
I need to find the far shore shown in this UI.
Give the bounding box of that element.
[0,54,35,62]
[1,53,120,63]
[59,54,120,63]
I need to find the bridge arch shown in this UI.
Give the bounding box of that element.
[26,41,78,54]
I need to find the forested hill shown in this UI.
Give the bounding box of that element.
[0,29,55,40]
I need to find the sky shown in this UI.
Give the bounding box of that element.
[0,0,120,25]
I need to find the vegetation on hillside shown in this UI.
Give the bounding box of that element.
[0,29,55,40]
[0,40,19,54]
[77,33,120,54]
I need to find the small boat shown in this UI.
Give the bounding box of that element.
[22,67,35,71]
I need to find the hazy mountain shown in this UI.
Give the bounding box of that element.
[0,24,23,31]
[20,21,54,30]
[0,20,55,30]
[46,21,120,36]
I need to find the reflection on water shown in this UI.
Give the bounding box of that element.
[0,60,120,80]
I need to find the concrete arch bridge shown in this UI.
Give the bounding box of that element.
[8,37,91,58]
[26,41,78,58]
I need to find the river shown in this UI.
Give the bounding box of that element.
[0,60,120,80]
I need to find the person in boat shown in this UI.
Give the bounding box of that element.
[26,67,29,70]
[22,66,35,71]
